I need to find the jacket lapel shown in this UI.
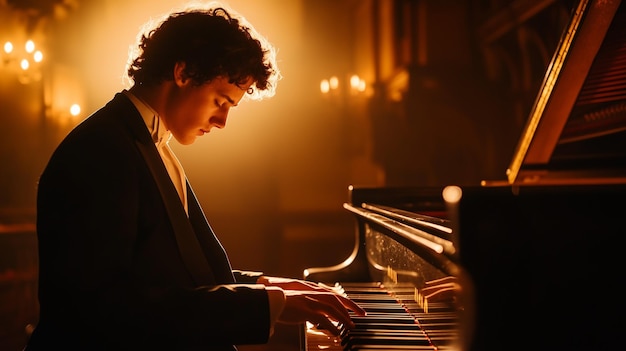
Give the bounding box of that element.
[113,93,216,286]
[187,182,235,283]
[136,141,216,286]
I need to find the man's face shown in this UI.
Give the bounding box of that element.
[164,75,252,145]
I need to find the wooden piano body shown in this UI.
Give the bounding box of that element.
[304,184,626,350]
[303,0,626,350]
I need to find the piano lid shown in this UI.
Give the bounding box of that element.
[506,0,626,185]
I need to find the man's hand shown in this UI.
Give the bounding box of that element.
[257,276,366,336]
[278,290,366,335]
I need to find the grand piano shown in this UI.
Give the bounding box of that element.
[302,0,626,350]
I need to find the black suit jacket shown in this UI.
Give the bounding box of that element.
[27,93,271,350]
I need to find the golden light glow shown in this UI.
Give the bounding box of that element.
[329,76,339,90]
[70,104,81,116]
[350,74,360,89]
[320,75,345,95]
[350,74,366,93]
[2,38,44,84]
[320,74,367,96]
[357,80,366,92]
[25,40,35,53]
[442,185,462,204]
[320,79,330,94]
[33,50,43,62]
[3,41,13,54]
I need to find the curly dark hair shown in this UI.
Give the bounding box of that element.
[126,4,279,99]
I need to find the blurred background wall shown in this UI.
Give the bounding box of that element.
[0,0,576,349]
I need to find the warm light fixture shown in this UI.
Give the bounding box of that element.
[320,79,330,94]
[1,39,44,84]
[329,76,339,90]
[4,41,13,54]
[25,40,35,53]
[350,74,366,93]
[320,74,367,96]
[2,37,84,123]
[442,186,462,204]
[33,50,43,62]
[70,104,81,116]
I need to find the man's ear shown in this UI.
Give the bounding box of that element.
[173,61,189,87]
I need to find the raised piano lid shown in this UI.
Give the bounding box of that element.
[505,0,626,185]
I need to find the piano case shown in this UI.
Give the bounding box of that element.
[304,0,626,350]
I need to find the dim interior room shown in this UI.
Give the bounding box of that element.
[1,1,383,341]
[2,0,578,349]
[3,0,626,349]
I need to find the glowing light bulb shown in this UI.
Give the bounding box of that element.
[70,104,81,116]
[329,76,339,90]
[350,75,360,89]
[320,79,330,94]
[20,59,29,70]
[4,41,13,54]
[442,186,462,204]
[33,50,43,62]
[357,79,366,92]
[25,40,35,53]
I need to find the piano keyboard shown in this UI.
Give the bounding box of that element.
[305,282,460,351]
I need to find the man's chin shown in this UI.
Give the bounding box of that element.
[175,136,196,146]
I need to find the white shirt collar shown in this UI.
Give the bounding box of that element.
[122,89,171,147]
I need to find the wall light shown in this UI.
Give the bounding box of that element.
[70,103,81,117]
[320,74,367,97]
[350,74,366,93]
[2,39,44,84]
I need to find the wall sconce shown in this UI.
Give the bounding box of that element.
[320,74,367,97]
[2,39,44,84]
[41,63,85,126]
[2,38,83,124]
[349,74,367,94]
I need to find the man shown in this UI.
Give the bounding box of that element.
[26,3,364,350]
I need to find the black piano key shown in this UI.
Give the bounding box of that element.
[341,325,423,339]
[340,282,385,288]
[351,347,435,350]
[342,330,429,343]
[351,348,434,351]
[351,297,405,302]
[343,335,433,348]
[345,323,423,334]
[404,303,456,313]
[415,322,458,331]
[350,316,418,325]
[413,315,457,321]
[359,306,411,313]
[411,313,455,322]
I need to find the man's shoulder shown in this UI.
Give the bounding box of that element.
[90,92,136,119]
[71,93,138,132]
[52,93,138,151]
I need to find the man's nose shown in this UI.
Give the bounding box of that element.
[210,112,228,129]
